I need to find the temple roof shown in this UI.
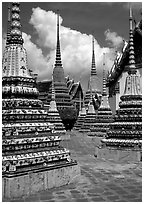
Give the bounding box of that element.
[37,76,83,100]
[68,81,83,99]
[107,19,142,87]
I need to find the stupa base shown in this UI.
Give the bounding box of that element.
[2,162,80,200]
[95,146,142,163]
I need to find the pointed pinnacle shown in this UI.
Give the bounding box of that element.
[102,53,107,96]
[55,11,62,67]
[6,3,11,45]
[91,35,96,76]
[51,72,55,101]
[128,5,136,74]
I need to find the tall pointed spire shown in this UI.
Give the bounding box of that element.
[89,76,93,106]
[91,36,97,76]
[102,53,107,96]
[51,72,55,101]
[84,35,101,111]
[55,12,62,67]
[128,6,136,74]
[49,11,73,109]
[123,6,141,96]
[6,3,11,45]
[99,53,111,109]
[8,2,23,45]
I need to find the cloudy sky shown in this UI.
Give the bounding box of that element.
[2,1,142,91]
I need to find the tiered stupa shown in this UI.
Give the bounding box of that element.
[74,100,86,131]
[97,7,142,161]
[2,3,80,199]
[88,55,113,137]
[84,36,102,110]
[79,81,96,133]
[47,75,66,134]
[47,13,73,110]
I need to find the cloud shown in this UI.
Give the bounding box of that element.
[2,7,120,92]
[22,32,50,80]
[29,7,116,91]
[104,29,124,49]
[123,2,142,11]
[2,32,50,80]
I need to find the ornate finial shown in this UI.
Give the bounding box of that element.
[6,3,11,45]
[89,76,93,103]
[8,2,23,45]
[79,90,82,111]
[128,5,136,74]
[91,35,97,76]
[51,70,55,101]
[102,53,107,96]
[55,10,62,67]
[82,98,85,108]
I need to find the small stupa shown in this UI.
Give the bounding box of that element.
[88,54,113,137]
[79,79,96,133]
[47,74,66,134]
[74,100,86,131]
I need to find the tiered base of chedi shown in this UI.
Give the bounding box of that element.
[47,76,66,134]
[88,106,113,137]
[74,103,86,131]
[96,8,142,162]
[96,92,142,162]
[2,3,80,200]
[79,90,96,133]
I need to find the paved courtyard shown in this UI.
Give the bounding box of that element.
[4,131,142,202]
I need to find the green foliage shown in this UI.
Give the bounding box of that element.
[59,107,78,130]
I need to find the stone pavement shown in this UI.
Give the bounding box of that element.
[3,131,142,202]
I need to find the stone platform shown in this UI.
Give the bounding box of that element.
[95,146,142,162]
[2,131,142,202]
[2,162,80,200]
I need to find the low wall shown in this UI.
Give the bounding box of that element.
[95,146,142,162]
[3,163,80,200]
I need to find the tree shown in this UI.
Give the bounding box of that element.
[59,107,78,130]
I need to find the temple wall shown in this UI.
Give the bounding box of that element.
[119,72,128,97]
[108,67,142,114]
